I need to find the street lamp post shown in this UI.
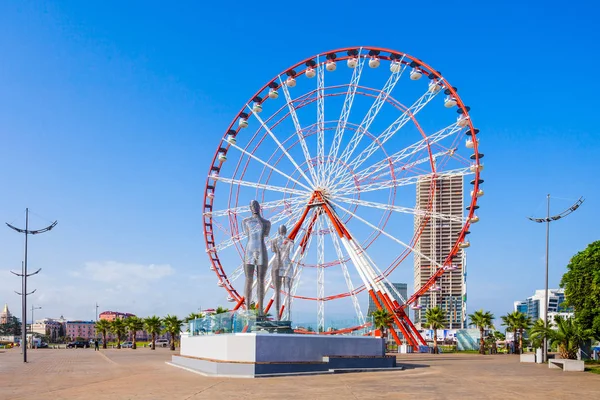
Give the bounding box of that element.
[7,208,57,362]
[528,195,584,363]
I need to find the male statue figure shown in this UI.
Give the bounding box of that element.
[242,200,271,316]
[271,225,295,321]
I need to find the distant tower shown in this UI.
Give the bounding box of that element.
[0,303,12,324]
[413,175,466,329]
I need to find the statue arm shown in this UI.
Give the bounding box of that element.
[242,218,249,236]
[264,220,271,236]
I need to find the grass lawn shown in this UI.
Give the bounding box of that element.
[585,360,600,374]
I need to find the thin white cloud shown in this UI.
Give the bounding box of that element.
[83,261,174,283]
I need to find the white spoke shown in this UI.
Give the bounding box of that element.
[206,196,308,218]
[229,263,244,283]
[214,176,309,197]
[344,85,444,175]
[335,167,473,196]
[210,202,305,252]
[226,140,313,192]
[316,58,325,186]
[316,215,325,332]
[279,77,319,185]
[325,218,365,325]
[330,200,444,270]
[334,122,464,190]
[328,60,406,183]
[335,148,452,193]
[325,52,365,178]
[248,106,315,187]
[332,196,466,223]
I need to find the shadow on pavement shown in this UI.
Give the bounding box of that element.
[397,363,430,370]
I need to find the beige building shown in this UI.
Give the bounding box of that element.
[32,318,64,342]
[413,174,466,329]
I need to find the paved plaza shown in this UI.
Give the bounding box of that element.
[1,348,599,399]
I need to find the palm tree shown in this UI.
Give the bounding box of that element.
[215,306,229,314]
[469,309,495,355]
[163,315,184,351]
[371,309,394,339]
[144,316,162,350]
[501,312,518,354]
[110,318,127,349]
[547,316,595,360]
[95,319,111,349]
[125,316,144,350]
[528,318,549,351]
[424,307,446,354]
[513,312,532,354]
[185,312,204,322]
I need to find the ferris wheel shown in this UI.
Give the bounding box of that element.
[202,46,483,346]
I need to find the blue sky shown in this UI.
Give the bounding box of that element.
[0,0,598,327]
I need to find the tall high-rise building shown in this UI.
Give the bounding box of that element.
[413,175,466,329]
[367,282,408,315]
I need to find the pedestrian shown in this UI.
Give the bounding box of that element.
[94,339,99,351]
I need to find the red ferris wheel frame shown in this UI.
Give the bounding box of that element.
[202,46,482,345]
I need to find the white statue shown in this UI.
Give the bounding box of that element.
[242,200,271,316]
[271,225,295,321]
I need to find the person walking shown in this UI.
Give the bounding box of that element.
[94,339,99,351]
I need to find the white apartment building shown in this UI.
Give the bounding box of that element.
[414,175,466,329]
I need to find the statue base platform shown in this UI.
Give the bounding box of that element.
[169,333,399,378]
[251,320,293,334]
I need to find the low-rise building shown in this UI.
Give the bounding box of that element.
[32,318,63,342]
[513,289,573,321]
[66,321,96,340]
[99,311,135,321]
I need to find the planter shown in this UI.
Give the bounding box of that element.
[520,353,536,363]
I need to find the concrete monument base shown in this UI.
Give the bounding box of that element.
[169,333,398,378]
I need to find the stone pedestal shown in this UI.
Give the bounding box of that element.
[169,333,399,378]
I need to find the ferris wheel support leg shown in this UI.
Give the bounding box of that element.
[368,289,403,346]
[264,298,274,314]
[233,297,245,311]
[377,291,417,347]
[343,233,415,347]
[397,307,427,346]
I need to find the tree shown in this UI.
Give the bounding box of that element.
[0,316,21,336]
[95,319,111,349]
[528,319,550,351]
[125,316,144,350]
[469,309,495,355]
[501,312,518,354]
[424,307,446,354]
[144,316,162,350]
[163,315,184,351]
[371,309,394,339]
[560,241,600,338]
[110,318,127,349]
[215,306,229,314]
[547,316,595,359]
[513,312,532,354]
[185,312,204,322]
